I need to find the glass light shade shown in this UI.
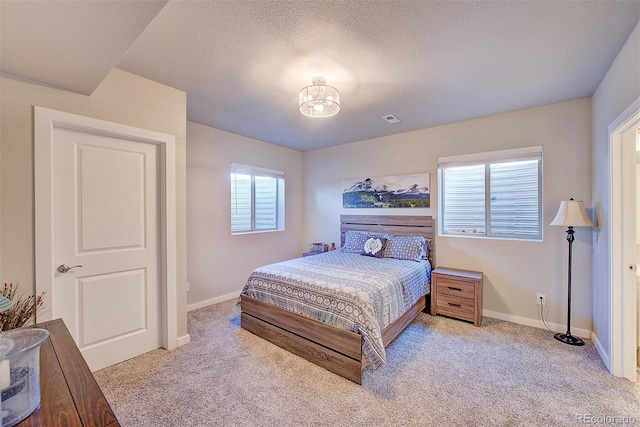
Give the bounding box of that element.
[1,328,49,426]
[550,199,596,227]
[299,77,340,118]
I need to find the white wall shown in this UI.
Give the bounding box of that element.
[186,122,305,309]
[304,99,593,332]
[0,69,189,341]
[592,20,640,366]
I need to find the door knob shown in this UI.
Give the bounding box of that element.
[57,264,83,273]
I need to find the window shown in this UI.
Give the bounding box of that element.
[230,163,284,234]
[438,146,542,240]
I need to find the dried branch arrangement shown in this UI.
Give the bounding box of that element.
[0,283,45,331]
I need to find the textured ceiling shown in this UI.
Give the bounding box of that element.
[2,1,640,151]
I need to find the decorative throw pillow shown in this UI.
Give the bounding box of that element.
[342,230,390,253]
[387,235,427,262]
[361,237,388,258]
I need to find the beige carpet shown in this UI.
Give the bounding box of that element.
[94,299,640,426]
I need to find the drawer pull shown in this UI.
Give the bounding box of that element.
[447,287,462,291]
[448,303,462,307]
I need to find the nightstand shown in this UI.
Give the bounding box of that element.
[430,267,483,326]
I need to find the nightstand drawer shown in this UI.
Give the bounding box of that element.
[436,294,475,316]
[435,279,475,299]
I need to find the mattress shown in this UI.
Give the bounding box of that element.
[240,250,431,369]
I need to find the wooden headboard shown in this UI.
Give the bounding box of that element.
[340,215,434,266]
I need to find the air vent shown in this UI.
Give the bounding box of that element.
[382,114,401,124]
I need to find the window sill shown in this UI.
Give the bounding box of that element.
[231,229,284,236]
[439,232,542,242]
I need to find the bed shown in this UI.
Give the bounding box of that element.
[239,214,434,384]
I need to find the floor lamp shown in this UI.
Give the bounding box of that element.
[550,198,595,346]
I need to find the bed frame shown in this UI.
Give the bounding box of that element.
[240,215,434,384]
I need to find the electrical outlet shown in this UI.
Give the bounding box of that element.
[537,293,546,306]
[186,281,190,292]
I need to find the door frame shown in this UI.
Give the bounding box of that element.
[609,96,640,382]
[34,106,178,352]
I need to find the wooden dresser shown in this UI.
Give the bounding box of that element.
[430,267,483,327]
[17,319,119,427]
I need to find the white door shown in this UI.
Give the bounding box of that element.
[35,106,178,372]
[609,98,640,382]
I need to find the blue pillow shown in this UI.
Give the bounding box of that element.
[387,235,427,262]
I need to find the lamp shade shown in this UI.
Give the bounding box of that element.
[550,199,595,227]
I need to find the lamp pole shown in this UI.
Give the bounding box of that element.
[554,225,584,346]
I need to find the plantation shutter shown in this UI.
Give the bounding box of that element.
[489,160,540,237]
[441,165,485,234]
[230,172,252,233]
[230,163,284,233]
[438,146,542,240]
[254,176,277,230]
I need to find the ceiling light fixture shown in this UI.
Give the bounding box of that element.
[299,77,340,118]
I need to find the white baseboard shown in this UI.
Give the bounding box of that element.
[591,332,611,371]
[482,309,592,339]
[187,291,240,312]
[177,334,191,347]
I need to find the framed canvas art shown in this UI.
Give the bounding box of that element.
[342,173,430,208]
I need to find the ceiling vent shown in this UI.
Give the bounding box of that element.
[382,114,401,124]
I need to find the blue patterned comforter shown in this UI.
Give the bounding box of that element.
[240,251,431,370]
